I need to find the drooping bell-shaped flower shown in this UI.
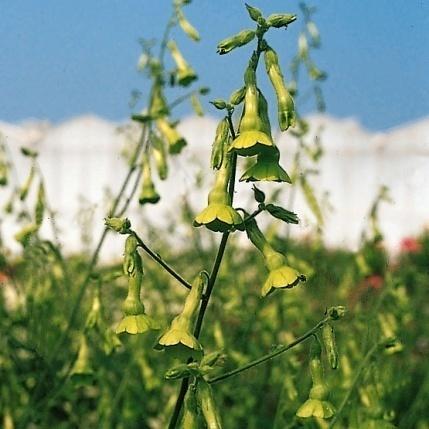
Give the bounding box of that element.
[155,272,207,359]
[70,334,94,384]
[264,46,296,131]
[116,243,160,335]
[194,146,244,233]
[167,40,197,87]
[296,336,336,419]
[156,117,187,154]
[245,218,305,297]
[239,146,291,183]
[138,153,160,205]
[229,61,275,156]
[177,8,200,42]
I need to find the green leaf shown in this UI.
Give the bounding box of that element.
[265,204,299,224]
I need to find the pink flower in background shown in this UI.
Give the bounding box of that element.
[365,275,384,290]
[400,237,422,254]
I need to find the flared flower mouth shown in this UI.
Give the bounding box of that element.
[169,137,187,154]
[193,203,244,233]
[155,328,203,359]
[229,130,274,157]
[262,265,306,297]
[115,314,160,335]
[296,398,335,419]
[240,158,291,183]
[177,68,198,87]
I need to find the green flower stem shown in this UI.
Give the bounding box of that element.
[209,316,330,385]
[168,112,237,429]
[131,230,192,290]
[168,87,206,111]
[329,341,382,428]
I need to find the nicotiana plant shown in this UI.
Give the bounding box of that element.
[106,3,349,427]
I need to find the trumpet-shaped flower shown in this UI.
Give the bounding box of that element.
[70,335,94,385]
[240,147,291,183]
[296,398,335,419]
[156,117,187,154]
[194,150,244,233]
[139,153,160,205]
[245,218,305,297]
[229,64,275,157]
[116,251,160,335]
[155,272,207,359]
[167,40,197,87]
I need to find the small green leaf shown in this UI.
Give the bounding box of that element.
[265,204,299,224]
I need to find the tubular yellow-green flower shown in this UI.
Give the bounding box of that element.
[167,40,197,86]
[155,272,207,359]
[156,117,187,154]
[177,8,200,42]
[116,248,160,335]
[194,149,244,233]
[229,65,275,156]
[70,335,94,384]
[239,146,291,183]
[296,337,336,419]
[181,386,201,428]
[245,218,305,297]
[138,153,160,205]
[264,46,296,131]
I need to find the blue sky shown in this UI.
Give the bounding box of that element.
[1,0,428,131]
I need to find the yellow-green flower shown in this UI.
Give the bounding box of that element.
[116,314,160,335]
[167,40,197,86]
[262,252,305,297]
[194,150,244,233]
[156,117,187,154]
[155,272,207,359]
[296,398,335,419]
[148,82,169,119]
[70,335,94,384]
[229,63,275,157]
[245,218,305,297]
[116,250,160,335]
[240,147,291,183]
[139,153,160,205]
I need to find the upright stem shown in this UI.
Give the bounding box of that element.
[167,114,237,429]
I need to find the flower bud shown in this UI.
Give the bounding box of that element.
[196,379,223,429]
[211,118,229,170]
[322,323,338,369]
[217,29,256,55]
[191,93,204,116]
[177,8,200,41]
[266,13,297,28]
[307,21,320,47]
[105,217,131,234]
[229,86,246,105]
[326,306,346,320]
[245,3,263,21]
[264,46,296,130]
[210,99,227,110]
[181,387,201,429]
